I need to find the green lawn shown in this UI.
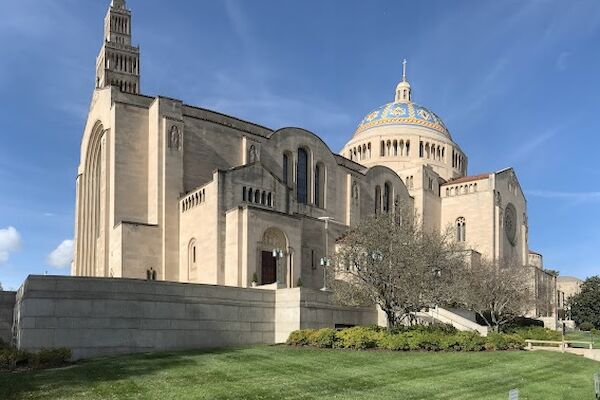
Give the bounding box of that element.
[1,346,598,400]
[565,331,600,349]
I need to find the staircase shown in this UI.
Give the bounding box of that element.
[416,306,490,336]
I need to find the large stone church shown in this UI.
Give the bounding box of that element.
[73,0,556,318]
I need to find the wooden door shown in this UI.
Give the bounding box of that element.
[261,251,277,285]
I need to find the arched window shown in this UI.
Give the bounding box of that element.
[456,217,466,242]
[261,191,267,205]
[315,162,325,208]
[375,186,382,214]
[283,153,289,185]
[188,239,197,281]
[254,190,260,204]
[242,187,247,201]
[297,148,308,204]
[383,182,392,213]
[380,141,385,156]
[248,188,253,203]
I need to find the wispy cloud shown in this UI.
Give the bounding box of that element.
[556,52,571,71]
[527,190,600,202]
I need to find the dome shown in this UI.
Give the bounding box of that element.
[354,101,451,139]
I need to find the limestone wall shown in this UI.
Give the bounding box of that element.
[14,276,276,360]
[0,291,16,343]
[13,276,377,360]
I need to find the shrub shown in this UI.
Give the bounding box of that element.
[286,329,315,346]
[485,333,525,351]
[579,322,595,332]
[0,348,31,370]
[308,328,337,348]
[506,327,561,341]
[503,316,544,330]
[29,348,72,369]
[441,332,486,352]
[336,326,383,350]
[378,333,411,351]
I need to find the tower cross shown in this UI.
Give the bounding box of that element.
[402,59,407,82]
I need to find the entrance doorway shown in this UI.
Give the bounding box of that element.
[261,251,277,284]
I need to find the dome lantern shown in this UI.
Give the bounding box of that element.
[395,59,411,102]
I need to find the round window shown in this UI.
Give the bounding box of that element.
[504,203,517,246]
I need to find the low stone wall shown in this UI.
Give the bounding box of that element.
[14,276,276,359]
[13,276,377,359]
[0,291,16,343]
[275,288,377,342]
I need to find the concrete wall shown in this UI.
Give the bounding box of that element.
[13,276,377,360]
[0,291,16,343]
[14,276,276,360]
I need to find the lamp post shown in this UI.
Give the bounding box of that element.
[318,216,335,291]
[272,248,284,286]
[320,257,331,291]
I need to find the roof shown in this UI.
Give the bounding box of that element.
[442,173,490,186]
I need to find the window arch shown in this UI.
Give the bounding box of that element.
[383,182,392,213]
[456,217,466,242]
[283,152,293,185]
[374,185,382,214]
[297,148,309,204]
[188,238,198,281]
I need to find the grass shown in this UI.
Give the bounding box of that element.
[1,345,598,400]
[565,331,600,349]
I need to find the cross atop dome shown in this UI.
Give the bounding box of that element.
[395,59,412,102]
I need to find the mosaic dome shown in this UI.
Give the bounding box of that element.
[354,101,451,139]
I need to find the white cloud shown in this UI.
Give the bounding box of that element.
[0,226,21,265]
[47,240,74,269]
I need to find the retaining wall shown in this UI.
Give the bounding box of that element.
[13,276,377,359]
[0,291,16,343]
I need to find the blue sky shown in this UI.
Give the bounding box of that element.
[1,0,599,290]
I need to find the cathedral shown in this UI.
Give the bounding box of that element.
[73,0,556,319]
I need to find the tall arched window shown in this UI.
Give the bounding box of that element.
[383,182,392,213]
[297,148,308,204]
[456,217,466,242]
[188,239,197,281]
[283,153,289,185]
[315,162,325,208]
[374,185,382,214]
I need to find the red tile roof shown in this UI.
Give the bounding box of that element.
[442,173,490,186]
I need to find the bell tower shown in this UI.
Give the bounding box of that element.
[95,0,140,94]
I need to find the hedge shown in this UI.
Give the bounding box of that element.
[0,347,72,371]
[287,325,525,352]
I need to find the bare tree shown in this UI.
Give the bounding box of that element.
[460,257,533,332]
[330,211,467,329]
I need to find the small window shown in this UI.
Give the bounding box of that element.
[456,217,466,242]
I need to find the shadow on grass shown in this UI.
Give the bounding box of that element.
[0,346,256,400]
